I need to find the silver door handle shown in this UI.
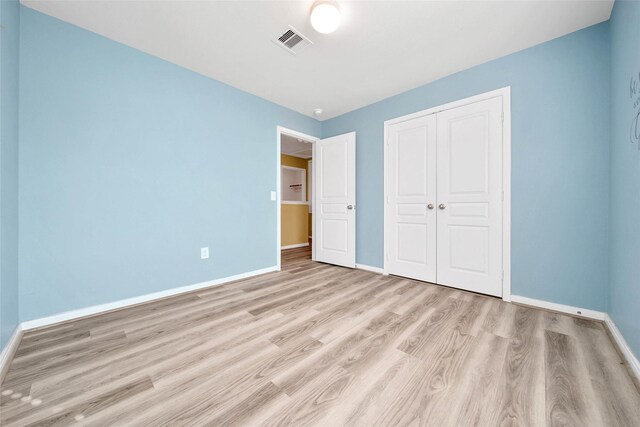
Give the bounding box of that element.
[347,205,354,210]
[438,203,446,210]
[427,204,434,210]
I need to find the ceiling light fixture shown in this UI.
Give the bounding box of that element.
[314,108,323,116]
[310,1,341,34]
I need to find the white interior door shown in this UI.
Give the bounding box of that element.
[315,132,356,268]
[436,97,503,296]
[386,115,437,282]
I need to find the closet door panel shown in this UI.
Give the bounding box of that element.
[386,115,437,283]
[436,97,503,297]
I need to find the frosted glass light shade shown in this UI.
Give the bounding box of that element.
[310,1,341,34]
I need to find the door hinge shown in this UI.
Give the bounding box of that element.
[501,112,504,122]
[501,191,504,202]
[501,271,504,281]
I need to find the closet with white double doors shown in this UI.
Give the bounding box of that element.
[384,91,508,298]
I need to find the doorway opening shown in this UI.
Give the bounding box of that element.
[277,127,318,270]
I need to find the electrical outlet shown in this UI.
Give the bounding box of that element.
[270,191,276,201]
[200,247,209,260]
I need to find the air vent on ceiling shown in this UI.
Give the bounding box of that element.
[274,26,313,55]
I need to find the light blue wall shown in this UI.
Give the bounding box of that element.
[0,0,20,351]
[323,22,611,311]
[609,0,640,358]
[18,7,320,321]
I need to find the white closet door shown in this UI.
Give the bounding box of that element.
[315,132,356,268]
[386,115,437,283]
[436,97,503,297]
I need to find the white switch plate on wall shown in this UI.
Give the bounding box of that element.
[270,191,276,201]
[201,247,209,259]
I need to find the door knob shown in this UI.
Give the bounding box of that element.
[427,204,434,210]
[438,203,446,210]
[347,205,354,210]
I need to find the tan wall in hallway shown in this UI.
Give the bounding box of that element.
[282,204,309,246]
[282,154,310,247]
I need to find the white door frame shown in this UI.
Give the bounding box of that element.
[276,126,320,271]
[383,86,512,301]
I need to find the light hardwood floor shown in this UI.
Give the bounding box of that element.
[1,246,639,426]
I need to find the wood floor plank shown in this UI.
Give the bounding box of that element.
[326,350,420,427]
[545,329,604,427]
[446,331,511,426]
[492,305,546,425]
[396,295,463,357]
[1,246,638,426]
[265,365,355,427]
[118,333,323,424]
[206,381,288,426]
[482,297,517,338]
[21,377,154,427]
[572,317,640,426]
[373,329,476,426]
[272,311,400,396]
[24,310,258,399]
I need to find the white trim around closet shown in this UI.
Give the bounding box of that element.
[383,86,512,302]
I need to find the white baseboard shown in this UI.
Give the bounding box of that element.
[604,314,640,382]
[0,325,23,385]
[355,264,384,274]
[282,243,309,250]
[510,295,605,320]
[281,243,309,250]
[21,266,278,331]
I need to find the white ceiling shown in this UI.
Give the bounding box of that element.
[22,0,613,120]
[281,133,313,159]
